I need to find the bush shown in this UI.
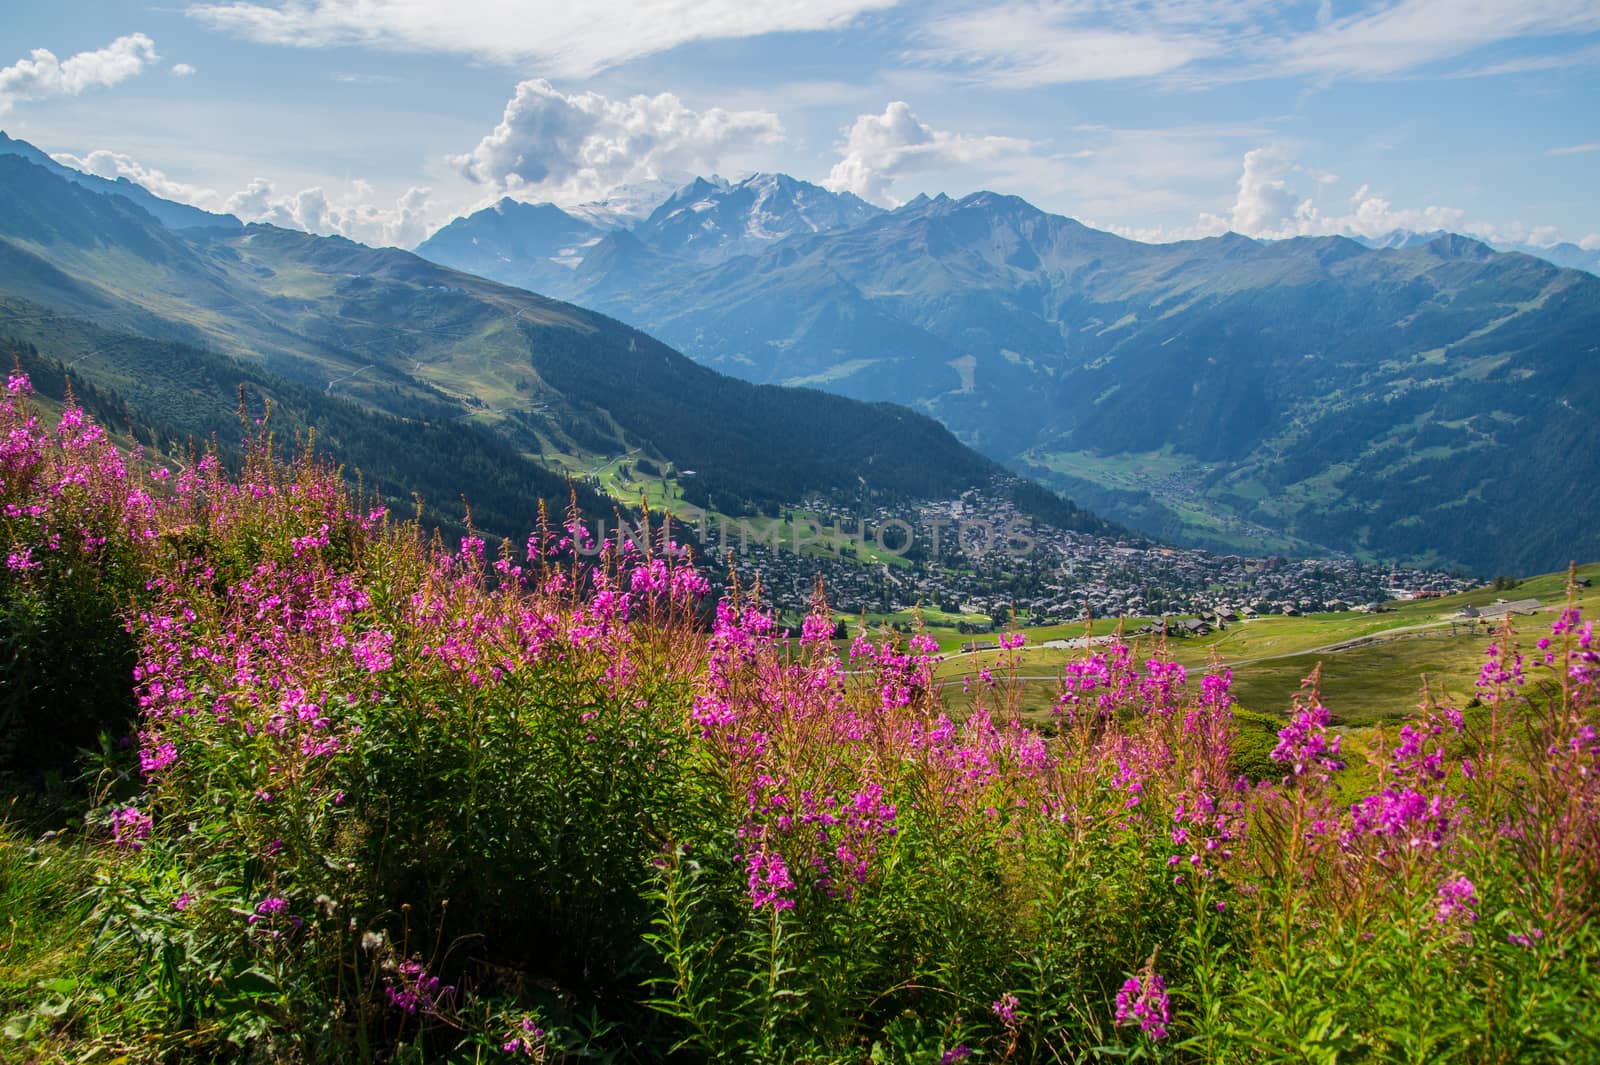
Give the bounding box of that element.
[1228,708,1283,783]
[0,375,158,771]
[3,375,1598,1063]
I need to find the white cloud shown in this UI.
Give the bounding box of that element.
[1271,0,1600,79]
[0,33,159,112]
[1448,41,1600,78]
[823,101,1032,206]
[331,71,398,84]
[906,0,1600,88]
[1219,148,1310,235]
[1548,142,1600,156]
[1006,121,1270,228]
[187,0,901,78]
[51,148,223,209]
[224,177,437,247]
[51,144,437,248]
[1103,145,1595,250]
[171,62,197,76]
[912,2,1219,87]
[452,79,782,204]
[1197,146,1470,239]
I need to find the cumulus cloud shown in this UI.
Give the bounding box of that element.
[452,79,782,203]
[50,145,436,248]
[52,148,223,208]
[1195,147,1469,240]
[224,177,436,248]
[0,33,159,112]
[1219,148,1309,235]
[823,101,1032,206]
[171,62,197,76]
[187,0,900,78]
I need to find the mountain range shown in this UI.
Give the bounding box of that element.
[418,173,1600,574]
[1356,228,1600,277]
[0,141,1104,549]
[4,128,1595,576]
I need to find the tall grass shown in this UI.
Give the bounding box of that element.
[2,372,1596,1063]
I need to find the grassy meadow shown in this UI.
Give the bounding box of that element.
[3,376,1598,1064]
[935,565,1600,728]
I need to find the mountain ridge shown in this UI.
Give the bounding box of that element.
[0,150,1108,545]
[0,131,243,233]
[415,170,1600,574]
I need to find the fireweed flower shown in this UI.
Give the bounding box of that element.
[1345,787,1455,854]
[1509,928,1545,949]
[745,844,796,911]
[1389,704,1462,785]
[1435,876,1478,925]
[385,959,454,1014]
[1114,971,1171,1041]
[801,610,835,646]
[249,895,288,923]
[1053,643,1137,721]
[1476,640,1526,698]
[502,1016,546,1057]
[351,629,395,674]
[1138,657,1188,717]
[1271,685,1343,783]
[1169,788,1245,876]
[110,807,152,850]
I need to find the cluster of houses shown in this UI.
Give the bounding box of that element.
[686,481,1476,626]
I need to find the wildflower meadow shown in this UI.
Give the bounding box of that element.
[2,371,1597,1063]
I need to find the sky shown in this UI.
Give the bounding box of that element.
[1,0,1596,252]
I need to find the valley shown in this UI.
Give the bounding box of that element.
[2,140,1478,627]
[421,174,1600,575]
[3,7,1599,1059]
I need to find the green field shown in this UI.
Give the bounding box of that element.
[932,562,1600,726]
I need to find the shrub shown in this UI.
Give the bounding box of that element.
[0,374,159,771]
[2,375,1597,1063]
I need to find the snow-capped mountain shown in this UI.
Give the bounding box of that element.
[628,173,882,265]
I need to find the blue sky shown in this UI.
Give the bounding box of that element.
[1,0,1596,251]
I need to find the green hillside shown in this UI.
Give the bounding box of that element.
[0,153,1105,539]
